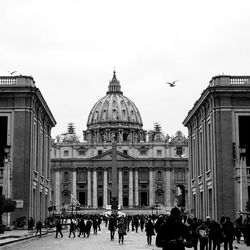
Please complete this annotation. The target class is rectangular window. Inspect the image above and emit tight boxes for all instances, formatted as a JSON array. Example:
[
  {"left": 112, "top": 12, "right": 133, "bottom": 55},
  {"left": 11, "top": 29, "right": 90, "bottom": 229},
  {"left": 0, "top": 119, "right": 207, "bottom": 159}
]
[
  {"left": 239, "top": 116, "right": 250, "bottom": 166},
  {"left": 157, "top": 150, "right": 162, "bottom": 156},
  {"left": 140, "top": 149, "right": 147, "bottom": 156},
  {"left": 78, "top": 150, "right": 86, "bottom": 156},
  {"left": 64, "top": 150, "right": 69, "bottom": 157},
  {"left": 98, "top": 150, "right": 102, "bottom": 155},
  {"left": 123, "top": 150, "right": 128, "bottom": 155},
  {"left": 176, "top": 147, "right": 182, "bottom": 156}
]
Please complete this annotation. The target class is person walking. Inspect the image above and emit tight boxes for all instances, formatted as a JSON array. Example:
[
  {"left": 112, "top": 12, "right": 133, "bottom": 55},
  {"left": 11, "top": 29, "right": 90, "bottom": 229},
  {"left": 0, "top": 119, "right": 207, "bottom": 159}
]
[
  {"left": 221, "top": 217, "right": 234, "bottom": 250},
  {"left": 35, "top": 220, "right": 42, "bottom": 237},
  {"left": 55, "top": 219, "right": 63, "bottom": 238},
  {"left": 145, "top": 218, "right": 155, "bottom": 245},
  {"left": 210, "top": 220, "right": 223, "bottom": 250},
  {"left": 108, "top": 215, "right": 117, "bottom": 241},
  {"left": 117, "top": 218, "right": 127, "bottom": 244},
  {"left": 156, "top": 207, "right": 192, "bottom": 250},
  {"left": 85, "top": 217, "right": 92, "bottom": 237},
  {"left": 78, "top": 218, "right": 86, "bottom": 237},
  {"left": 68, "top": 220, "right": 76, "bottom": 238}
]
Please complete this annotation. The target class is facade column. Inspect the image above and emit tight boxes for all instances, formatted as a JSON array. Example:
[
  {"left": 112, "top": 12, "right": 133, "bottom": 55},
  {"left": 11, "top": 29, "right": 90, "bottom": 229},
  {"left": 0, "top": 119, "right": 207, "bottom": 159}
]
[
  {"left": 149, "top": 169, "right": 154, "bottom": 206},
  {"left": 72, "top": 170, "right": 77, "bottom": 201},
  {"left": 55, "top": 171, "right": 61, "bottom": 208},
  {"left": 134, "top": 169, "right": 139, "bottom": 206},
  {"left": 103, "top": 169, "right": 108, "bottom": 208},
  {"left": 93, "top": 169, "right": 97, "bottom": 208},
  {"left": 129, "top": 169, "right": 134, "bottom": 208},
  {"left": 87, "top": 169, "right": 91, "bottom": 207},
  {"left": 118, "top": 169, "right": 123, "bottom": 207},
  {"left": 165, "top": 169, "right": 171, "bottom": 207}
]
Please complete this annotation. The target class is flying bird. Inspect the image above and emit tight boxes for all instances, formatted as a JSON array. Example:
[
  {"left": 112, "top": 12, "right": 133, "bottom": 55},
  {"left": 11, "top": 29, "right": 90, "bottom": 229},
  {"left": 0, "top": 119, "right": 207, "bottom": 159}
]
[
  {"left": 8, "top": 71, "right": 17, "bottom": 75},
  {"left": 166, "top": 80, "right": 178, "bottom": 87}
]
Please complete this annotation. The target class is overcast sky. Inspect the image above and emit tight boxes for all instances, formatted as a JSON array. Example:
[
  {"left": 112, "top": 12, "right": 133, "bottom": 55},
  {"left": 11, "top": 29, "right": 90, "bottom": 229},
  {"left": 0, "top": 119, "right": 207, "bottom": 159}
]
[{"left": 1, "top": 0, "right": 250, "bottom": 139}]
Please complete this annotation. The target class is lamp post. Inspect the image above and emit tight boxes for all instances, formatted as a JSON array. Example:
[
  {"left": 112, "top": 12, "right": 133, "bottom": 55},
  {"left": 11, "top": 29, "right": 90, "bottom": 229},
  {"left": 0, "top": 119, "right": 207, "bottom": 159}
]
[
  {"left": 3, "top": 145, "right": 11, "bottom": 226},
  {"left": 239, "top": 145, "right": 247, "bottom": 213}
]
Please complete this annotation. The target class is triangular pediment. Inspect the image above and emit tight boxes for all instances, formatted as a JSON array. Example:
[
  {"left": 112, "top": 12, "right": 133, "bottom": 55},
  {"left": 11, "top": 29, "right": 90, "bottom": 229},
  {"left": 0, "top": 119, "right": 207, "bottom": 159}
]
[{"left": 90, "top": 149, "right": 134, "bottom": 160}]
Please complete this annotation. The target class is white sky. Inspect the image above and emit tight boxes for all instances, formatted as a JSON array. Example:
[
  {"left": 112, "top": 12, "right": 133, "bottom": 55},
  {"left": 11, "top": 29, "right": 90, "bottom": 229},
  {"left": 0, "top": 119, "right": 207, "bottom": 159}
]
[{"left": 1, "top": 0, "right": 250, "bottom": 139}]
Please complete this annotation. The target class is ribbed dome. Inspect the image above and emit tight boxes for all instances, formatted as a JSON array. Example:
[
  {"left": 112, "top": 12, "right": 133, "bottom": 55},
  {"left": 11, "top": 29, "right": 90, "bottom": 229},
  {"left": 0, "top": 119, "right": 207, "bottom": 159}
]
[{"left": 87, "top": 71, "right": 143, "bottom": 130}]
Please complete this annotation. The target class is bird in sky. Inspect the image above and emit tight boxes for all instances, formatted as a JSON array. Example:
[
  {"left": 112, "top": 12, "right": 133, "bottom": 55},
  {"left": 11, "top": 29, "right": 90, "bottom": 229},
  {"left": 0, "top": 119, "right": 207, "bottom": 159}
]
[
  {"left": 8, "top": 71, "right": 17, "bottom": 75},
  {"left": 166, "top": 80, "right": 178, "bottom": 87}
]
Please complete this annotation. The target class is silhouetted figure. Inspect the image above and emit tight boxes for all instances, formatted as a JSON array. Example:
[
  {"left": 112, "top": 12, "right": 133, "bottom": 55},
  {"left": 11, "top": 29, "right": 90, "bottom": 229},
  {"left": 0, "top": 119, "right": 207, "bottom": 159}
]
[
  {"left": 35, "top": 220, "right": 42, "bottom": 237},
  {"left": 55, "top": 219, "right": 63, "bottom": 238},
  {"left": 156, "top": 207, "right": 192, "bottom": 250},
  {"left": 145, "top": 218, "right": 155, "bottom": 245}
]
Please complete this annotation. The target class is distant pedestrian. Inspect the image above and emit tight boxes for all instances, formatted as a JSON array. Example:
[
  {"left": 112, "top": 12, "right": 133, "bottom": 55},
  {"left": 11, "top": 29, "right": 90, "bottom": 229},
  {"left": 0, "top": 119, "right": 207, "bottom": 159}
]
[
  {"left": 35, "top": 220, "right": 42, "bottom": 237},
  {"left": 117, "top": 218, "right": 126, "bottom": 244},
  {"left": 28, "top": 217, "right": 34, "bottom": 230},
  {"left": 85, "top": 217, "right": 92, "bottom": 237},
  {"left": 55, "top": 219, "right": 63, "bottom": 238},
  {"left": 68, "top": 220, "right": 76, "bottom": 238},
  {"left": 108, "top": 215, "right": 117, "bottom": 240},
  {"left": 78, "top": 218, "right": 86, "bottom": 237},
  {"left": 145, "top": 218, "right": 155, "bottom": 245}
]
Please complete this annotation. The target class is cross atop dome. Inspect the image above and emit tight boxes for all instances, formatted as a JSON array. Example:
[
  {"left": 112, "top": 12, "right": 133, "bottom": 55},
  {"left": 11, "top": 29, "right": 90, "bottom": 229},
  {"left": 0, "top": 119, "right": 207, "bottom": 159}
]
[{"left": 107, "top": 71, "right": 123, "bottom": 94}]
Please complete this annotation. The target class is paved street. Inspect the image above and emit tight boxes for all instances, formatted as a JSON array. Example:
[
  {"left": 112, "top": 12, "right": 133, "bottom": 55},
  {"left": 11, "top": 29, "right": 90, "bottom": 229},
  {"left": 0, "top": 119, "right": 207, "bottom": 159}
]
[
  {"left": 1, "top": 222, "right": 249, "bottom": 250},
  {"left": 1, "top": 223, "right": 157, "bottom": 250}
]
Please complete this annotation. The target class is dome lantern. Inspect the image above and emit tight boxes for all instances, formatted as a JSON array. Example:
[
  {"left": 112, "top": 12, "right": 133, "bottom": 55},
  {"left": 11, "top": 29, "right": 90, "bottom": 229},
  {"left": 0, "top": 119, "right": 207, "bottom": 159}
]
[{"left": 107, "top": 71, "right": 123, "bottom": 94}]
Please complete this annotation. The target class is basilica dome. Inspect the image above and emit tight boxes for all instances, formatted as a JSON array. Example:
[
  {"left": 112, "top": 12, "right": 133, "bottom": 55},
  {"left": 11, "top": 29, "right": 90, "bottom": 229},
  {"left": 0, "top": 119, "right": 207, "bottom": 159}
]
[
  {"left": 85, "top": 72, "right": 145, "bottom": 143},
  {"left": 87, "top": 71, "right": 143, "bottom": 129}
]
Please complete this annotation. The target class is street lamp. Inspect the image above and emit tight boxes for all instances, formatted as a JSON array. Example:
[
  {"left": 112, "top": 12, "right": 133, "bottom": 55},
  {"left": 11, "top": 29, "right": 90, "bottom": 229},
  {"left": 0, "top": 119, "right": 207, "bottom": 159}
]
[{"left": 239, "top": 145, "right": 247, "bottom": 213}]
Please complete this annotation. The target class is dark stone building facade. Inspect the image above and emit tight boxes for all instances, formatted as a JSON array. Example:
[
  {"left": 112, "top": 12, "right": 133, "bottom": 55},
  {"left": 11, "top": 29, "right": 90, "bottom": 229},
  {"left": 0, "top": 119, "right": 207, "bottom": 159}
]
[
  {"left": 183, "top": 75, "right": 250, "bottom": 221},
  {"left": 0, "top": 76, "right": 56, "bottom": 225}
]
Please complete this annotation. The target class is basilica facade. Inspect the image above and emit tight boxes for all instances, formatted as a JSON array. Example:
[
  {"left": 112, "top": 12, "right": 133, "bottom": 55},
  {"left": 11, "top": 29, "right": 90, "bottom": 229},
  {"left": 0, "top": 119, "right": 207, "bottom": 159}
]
[{"left": 51, "top": 72, "right": 188, "bottom": 213}]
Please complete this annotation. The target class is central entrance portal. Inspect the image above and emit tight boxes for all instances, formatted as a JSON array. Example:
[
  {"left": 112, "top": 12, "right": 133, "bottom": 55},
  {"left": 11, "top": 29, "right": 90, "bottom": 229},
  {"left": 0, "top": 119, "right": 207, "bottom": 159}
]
[{"left": 140, "top": 191, "right": 148, "bottom": 206}]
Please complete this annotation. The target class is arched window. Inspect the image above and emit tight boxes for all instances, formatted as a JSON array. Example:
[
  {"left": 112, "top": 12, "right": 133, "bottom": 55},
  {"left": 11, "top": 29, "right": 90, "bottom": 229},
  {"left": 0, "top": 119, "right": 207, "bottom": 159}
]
[{"left": 157, "top": 170, "right": 162, "bottom": 180}]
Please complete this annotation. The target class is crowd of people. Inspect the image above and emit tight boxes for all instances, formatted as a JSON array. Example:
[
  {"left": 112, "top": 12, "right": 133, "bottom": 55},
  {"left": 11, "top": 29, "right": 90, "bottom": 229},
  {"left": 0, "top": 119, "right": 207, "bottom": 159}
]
[{"left": 30, "top": 209, "right": 250, "bottom": 249}]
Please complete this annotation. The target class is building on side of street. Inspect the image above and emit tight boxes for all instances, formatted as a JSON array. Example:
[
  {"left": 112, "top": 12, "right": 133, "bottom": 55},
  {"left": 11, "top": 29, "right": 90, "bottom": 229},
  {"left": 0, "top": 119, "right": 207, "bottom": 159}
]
[
  {"left": 51, "top": 72, "right": 189, "bottom": 214},
  {"left": 183, "top": 75, "right": 250, "bottom": 221},
  {"left": 0, "top": 75, "right": 56, "bottom": 226}
]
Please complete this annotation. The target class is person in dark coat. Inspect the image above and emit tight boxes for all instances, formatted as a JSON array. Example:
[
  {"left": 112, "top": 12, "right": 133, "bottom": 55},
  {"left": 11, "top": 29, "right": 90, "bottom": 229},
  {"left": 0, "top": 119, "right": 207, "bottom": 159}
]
[
  {"left": 55, "top": 219, "right": 63, "bottom": 238},
  {"left": 68, "top": 220, "right": 76, "bottom": 238},
  {"left": 156, "top": 207, "right": 192, "bottom": 250},
  {"left": 35, "top": 220, "right": 42, "bottom": 237},
  {"left": 92, "top": 218, "right": 98, "bottom": 234},
  {"left": 108, "top": 215, "right": 117, "bottom": 240},
  {"left": 210, "top": 220, "right": 223, "bottom": 250},
  {"left": 154, "top": 215, "right": 165, "bottom": 234},
  {"left": 244, "top": 215, "right": 250, "bottom": 246},
  {"left": 78, "top": 218, "right": 86, "bottom": 237},
  {"left": 145, "top": 218, "right": 155, "bottom": 245},
  {"left": 85, "top": 217, "right": 92, "bottom": 237},
  {"left": 221, "top": 217, "right": 234, "bottom": 250},
  {"left": 117, "top": 218, "right": 126, "bottom": 244}
]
